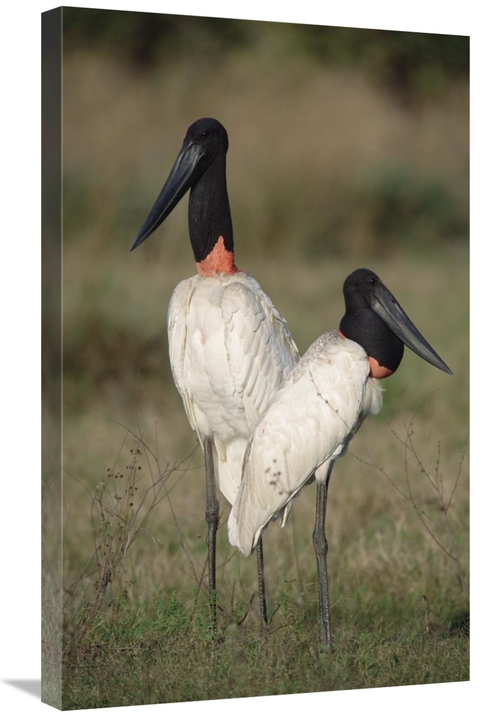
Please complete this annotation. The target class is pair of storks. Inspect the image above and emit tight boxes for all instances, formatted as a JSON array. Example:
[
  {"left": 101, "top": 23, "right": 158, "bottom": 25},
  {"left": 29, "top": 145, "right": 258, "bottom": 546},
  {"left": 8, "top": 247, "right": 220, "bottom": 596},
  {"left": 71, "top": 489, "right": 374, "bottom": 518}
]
[{"left": 131, "top": 118, "right": 452, "bottom": 650}]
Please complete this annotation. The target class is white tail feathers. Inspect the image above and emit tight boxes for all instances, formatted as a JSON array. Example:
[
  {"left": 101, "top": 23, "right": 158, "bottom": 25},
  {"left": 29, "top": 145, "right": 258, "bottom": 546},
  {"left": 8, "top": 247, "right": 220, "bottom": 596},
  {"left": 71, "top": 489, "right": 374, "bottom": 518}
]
[{"left": 212, "top": 435, "right": 248, "bottom": 506}]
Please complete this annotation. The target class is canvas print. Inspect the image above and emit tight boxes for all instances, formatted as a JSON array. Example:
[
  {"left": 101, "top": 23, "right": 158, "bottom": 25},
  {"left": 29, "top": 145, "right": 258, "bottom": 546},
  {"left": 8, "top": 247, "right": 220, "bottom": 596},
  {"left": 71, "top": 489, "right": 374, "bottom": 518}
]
[{"left": 42, "top": 7, "right": 469, "bottom": 710}]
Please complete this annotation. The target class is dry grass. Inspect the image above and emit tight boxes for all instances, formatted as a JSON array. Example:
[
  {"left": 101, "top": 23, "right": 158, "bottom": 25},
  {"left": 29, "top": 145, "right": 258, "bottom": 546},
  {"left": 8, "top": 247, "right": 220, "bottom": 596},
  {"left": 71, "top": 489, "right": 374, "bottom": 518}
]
[{"left": 58, "top": 254, "right": 468, "bottom": 705}]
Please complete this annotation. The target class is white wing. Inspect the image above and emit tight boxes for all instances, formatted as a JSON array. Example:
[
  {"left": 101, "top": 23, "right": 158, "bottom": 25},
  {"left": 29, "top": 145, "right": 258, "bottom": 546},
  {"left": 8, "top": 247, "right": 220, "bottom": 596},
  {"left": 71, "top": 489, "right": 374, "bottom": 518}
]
[
  {"left": 167, "top": 272, "right": 300, "bottom": 504},
  {"left": 220, "top": 276, "right": 300, "bottom": 428},
  {"left": 167, "top": 277, "right": 200, "bottom": 435},
  {"left": 228, "top": 332, "right": 383, "bottom": 555}
]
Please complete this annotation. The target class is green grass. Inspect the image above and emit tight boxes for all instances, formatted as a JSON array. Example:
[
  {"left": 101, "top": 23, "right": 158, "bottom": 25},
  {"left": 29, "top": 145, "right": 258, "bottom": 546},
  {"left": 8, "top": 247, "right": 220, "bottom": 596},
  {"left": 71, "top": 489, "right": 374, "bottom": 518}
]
[
  {"left": 60, "top": 589, "right": 468, "bottom": 709},
  {"left": 52, "top": 356, "right": 468, "bottom": 707}
]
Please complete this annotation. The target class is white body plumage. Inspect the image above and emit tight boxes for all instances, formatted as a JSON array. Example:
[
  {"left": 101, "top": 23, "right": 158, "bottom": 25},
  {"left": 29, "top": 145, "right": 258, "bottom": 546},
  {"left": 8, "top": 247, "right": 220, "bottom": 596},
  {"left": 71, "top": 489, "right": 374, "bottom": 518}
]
[
  {"left": 228, "top": 331, "right": 384, "bottom": 555},
  {"left": 168, "top": 271, "right": 300, "bottom": 505}
]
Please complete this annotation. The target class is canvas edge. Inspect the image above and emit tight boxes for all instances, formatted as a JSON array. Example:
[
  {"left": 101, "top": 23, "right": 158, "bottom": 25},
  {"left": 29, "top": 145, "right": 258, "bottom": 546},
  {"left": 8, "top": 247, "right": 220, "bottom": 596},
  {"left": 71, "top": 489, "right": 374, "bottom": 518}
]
[{"left": 41, "top": 6, "right": 63, "bottom": 710}]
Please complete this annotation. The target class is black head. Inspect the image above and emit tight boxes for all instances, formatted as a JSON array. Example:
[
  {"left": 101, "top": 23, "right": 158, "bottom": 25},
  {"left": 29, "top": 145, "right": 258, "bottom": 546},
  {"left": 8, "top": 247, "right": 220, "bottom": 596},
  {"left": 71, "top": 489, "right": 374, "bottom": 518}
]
[
  {"left": 342, "top": 269, "right": 389, "bottom": 312},
  {"left": 185, "top": 117, "right": 229, "bottom": 156},
  {"left": 130, "top": 118, "right": 230, "bottom": 252},
  {"left": 340, "top": 268, "right": 452, "bottom": 376}
]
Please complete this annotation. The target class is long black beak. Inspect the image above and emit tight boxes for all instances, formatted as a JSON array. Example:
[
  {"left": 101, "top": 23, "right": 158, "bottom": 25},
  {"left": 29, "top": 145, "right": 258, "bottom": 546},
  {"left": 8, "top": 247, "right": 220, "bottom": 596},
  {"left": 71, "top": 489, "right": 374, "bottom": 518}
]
[
  {"left": 370, "top": 284, "right": 453, "bottom": 375},
  {"left": 130, "top": 139, "right": 206, "bottom": 251}
]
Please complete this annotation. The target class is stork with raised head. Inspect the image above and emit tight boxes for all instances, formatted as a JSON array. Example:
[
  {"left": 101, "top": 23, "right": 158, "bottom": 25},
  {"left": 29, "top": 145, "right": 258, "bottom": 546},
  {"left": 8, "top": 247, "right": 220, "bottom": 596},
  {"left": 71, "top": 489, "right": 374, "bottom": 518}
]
[
  {"left": 131, "top": 118, "right": 300, "bottom": 630},
  {"left": 228, "top": 268, "right": 452, "bottom": 649}
]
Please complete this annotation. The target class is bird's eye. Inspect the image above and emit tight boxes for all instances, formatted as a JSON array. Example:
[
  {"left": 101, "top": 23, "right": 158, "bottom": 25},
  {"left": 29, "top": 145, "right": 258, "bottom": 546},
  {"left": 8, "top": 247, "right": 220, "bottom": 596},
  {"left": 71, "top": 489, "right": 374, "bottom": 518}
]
[
  {"left": 369, "top": 277, "right": 376, "bottom": 285},
  {"left": 200, "top": 130, "right": 209, "bottom": 139}
]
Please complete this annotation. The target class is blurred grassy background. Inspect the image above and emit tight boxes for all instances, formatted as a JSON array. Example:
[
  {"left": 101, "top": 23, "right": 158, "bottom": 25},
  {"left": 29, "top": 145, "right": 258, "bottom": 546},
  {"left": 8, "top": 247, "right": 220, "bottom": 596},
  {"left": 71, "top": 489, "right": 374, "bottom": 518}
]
[{"left": 54, "top": 7, "right": 469, "bottom": 707}]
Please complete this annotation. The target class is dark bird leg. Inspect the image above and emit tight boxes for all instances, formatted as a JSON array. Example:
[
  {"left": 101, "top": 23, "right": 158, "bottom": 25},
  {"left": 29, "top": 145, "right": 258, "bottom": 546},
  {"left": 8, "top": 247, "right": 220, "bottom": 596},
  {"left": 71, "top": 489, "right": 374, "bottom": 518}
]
[
  {"left": 312, "top": 463, "right": 334, "bottom": 651},
  {"left": 255, "top": 536, "right": 268, "bottom": 631},
  {"left": 203, "top": 438, "right": 219, "bottom": 631}
]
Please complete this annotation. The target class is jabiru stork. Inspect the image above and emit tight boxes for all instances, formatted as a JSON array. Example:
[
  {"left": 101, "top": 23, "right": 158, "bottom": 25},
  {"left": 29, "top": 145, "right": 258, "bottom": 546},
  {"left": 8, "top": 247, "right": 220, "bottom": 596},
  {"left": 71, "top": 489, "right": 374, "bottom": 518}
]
[
  {"left": 228, "top": 268, "right": 452, "bottom": 649},
  {"left": 131, "top": 118, "right": 300, "bottom": 630}
]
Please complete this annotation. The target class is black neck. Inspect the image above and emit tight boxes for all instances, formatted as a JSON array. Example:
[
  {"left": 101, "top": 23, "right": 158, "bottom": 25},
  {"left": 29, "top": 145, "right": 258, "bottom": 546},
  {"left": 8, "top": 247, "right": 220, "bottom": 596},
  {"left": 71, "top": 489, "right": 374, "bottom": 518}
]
[
  {"left": 188, "top": 153, "right": 234, "bottom": 263},
  {"left": 340, "top": 308, "right": 404, "bottom": 373}
]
